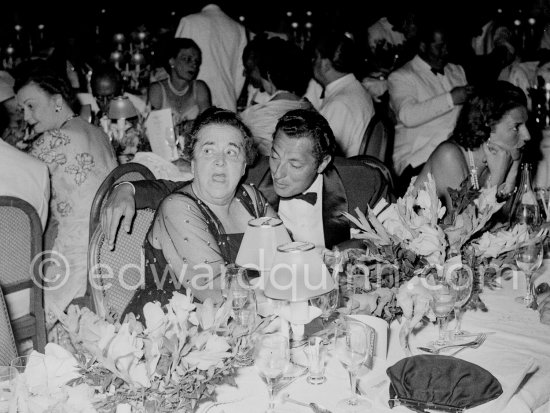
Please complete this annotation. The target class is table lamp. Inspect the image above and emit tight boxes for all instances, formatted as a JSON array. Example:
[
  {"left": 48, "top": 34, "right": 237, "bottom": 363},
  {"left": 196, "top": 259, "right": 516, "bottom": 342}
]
[
  {"left": 264, "top": 241, "right": 335, "bottom": 340},
  {"left": 108, "top": 96, "right": 138, "bottom": 141},
  {"left": 235, "top": 217, "right": 291, "bottom": 289}
]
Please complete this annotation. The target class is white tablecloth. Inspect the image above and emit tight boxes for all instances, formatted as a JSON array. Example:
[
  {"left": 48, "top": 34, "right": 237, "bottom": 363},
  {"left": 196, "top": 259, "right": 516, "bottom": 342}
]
[{"left": 198, "top": 263, "right": 550, "bottom": 413}]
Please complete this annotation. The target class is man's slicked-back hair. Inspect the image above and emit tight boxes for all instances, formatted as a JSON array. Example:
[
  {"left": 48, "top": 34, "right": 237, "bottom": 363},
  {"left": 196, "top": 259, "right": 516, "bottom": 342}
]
[{"left": 274, "top": 109, "right": 336, "bottom": 165}]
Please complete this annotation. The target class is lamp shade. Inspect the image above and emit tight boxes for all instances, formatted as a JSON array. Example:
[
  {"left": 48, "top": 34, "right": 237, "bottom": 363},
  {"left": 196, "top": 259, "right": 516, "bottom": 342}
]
[
  {"left": 235, "top": 217, "right": 291, "bottom": 272},
  {"left": 264, "top": 241, "right": 334, "bottom": 302},
  {"left": 108, "top": 96, "right": 138, "bottom": 120}
]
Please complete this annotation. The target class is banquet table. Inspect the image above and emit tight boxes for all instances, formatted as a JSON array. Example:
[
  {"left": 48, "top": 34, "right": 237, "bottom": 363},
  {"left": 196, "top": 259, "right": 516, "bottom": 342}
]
[{"left": 197, "top": 262, "right": 550, "bottom": 413}]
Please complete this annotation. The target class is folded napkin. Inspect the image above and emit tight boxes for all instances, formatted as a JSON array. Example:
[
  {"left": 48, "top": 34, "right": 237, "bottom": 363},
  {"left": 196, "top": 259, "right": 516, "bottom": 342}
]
[
  {"left": 15, "top": 343, "right": 97, "bottom": 413},
  {"left": 387, "top": 355, "right": 503, "bottom": 412}
]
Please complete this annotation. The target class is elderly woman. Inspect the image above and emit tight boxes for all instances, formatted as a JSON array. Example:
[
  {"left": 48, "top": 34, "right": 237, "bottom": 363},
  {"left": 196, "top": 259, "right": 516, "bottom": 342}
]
[
  {"left": 15, "top": 71, "right": 117, "bottom": 328},
  {"left": 148, "top": 38, "right": 212, "bottom": 137},
  {"left": 122, "top": 107, "right": 277, "bottom": 319},
  {"left": 415, "top": 81, "right": 530, "bottom": 213}
]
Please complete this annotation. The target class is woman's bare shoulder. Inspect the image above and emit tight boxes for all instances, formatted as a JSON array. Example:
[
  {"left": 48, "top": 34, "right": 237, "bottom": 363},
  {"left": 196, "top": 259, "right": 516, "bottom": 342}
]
[{"left": 431, "top": 141, "right": 464, "bottom": 161}]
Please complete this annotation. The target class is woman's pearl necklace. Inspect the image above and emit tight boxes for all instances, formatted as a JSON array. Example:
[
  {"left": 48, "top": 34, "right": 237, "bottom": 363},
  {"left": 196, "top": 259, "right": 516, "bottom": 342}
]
[
  {"left": 167, "top": 78, "right": 190, "bottom": 97},
  {"left": 467, "top": 149, "right": 480, "bottom": 190}
]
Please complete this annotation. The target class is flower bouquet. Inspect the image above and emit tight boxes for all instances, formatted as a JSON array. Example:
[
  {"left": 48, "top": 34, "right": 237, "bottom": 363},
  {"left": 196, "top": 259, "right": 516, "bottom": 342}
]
[
  {"left": 339, "top": 174, "right": 505, "bottom": 325},
  {"left": 47, "top": 291, "right": 274, "bottom": 413}
]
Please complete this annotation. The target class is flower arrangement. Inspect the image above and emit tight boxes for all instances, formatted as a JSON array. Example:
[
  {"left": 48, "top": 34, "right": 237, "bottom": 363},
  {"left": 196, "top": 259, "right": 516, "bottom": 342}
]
[
  {"left": 100, "top": 110, "right": 152, "bottom": 163},
  {"left": 50, "top": 291, "right": 273, "bottom": 412},
  {"left": 338, "top": 174, "right": 506, "bottom": 323}
]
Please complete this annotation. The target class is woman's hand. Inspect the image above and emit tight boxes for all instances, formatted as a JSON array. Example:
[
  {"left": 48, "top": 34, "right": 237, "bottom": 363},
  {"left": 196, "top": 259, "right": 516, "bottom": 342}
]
[{"left": 483, "top": 141, "right": 513, "bottom": 187}]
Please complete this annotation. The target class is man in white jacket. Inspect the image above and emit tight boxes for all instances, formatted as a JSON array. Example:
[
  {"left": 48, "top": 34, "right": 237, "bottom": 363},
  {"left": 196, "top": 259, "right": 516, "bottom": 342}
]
[
  {"left": 175, "top": 2, "right": 248, "bottom": 112},
  {"left": 388, "top": 24, "right": 473, "bottom": 194}
]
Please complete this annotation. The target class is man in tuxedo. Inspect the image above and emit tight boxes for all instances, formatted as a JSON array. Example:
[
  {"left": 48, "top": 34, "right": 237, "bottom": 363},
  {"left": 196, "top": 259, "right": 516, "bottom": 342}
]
[{"left": 101, "top": 109, "right": 391, "bottom": 250}]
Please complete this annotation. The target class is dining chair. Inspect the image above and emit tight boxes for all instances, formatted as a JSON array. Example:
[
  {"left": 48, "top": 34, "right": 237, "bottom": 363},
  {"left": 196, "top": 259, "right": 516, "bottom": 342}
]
[
  {"left": 344, "top": 155, "right": 397, "bottom": 204},
  {"left": 0, "top": 196, "right": 46, "bottom": 353},
  {"left": 88, "top": 207, "right": 155, "bottom": 322},
  {"left": 0, "top": 287, "right": 18, "bottom": 365},
  {"left": 358, "top": 113, "right": 395, "bottom": 167},
  {"left": 89, "top": 162, "right": 156, "bottom": 241}
]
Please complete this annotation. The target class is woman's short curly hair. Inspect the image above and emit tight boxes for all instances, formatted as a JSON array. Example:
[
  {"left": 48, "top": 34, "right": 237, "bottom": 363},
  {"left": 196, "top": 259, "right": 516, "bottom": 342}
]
[
  {"left": 183, "top": 107, "right": 257, "bottom": 165},
  {"left": 451, "top": 81, "right": 527, "bottom": 150}
]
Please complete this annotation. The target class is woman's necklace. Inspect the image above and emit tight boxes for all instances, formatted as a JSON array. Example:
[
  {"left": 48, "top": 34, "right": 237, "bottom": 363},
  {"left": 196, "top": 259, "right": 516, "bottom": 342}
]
[
  {"left": 167, "top": 78, "right": 190, "bottom": 97},
  {"left": 467, "top": 149, "right": 480, "bottom": 190}
]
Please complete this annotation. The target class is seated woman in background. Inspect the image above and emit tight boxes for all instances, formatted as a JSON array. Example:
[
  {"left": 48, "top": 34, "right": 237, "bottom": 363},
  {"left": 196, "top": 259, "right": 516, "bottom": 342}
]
[
  {"left": 148, "top": 38, "right": 212, "bottom": 137},
  {"left": 239, "top": 37, "right": 313, "bottom": 156},
  {"left": 414, "top": 81, "right": 530, "bottom": 214},
  {"left": 122, "top": 108, "right": 277, "bottom": 320},
  {"left": 15, "top": 70, "right": 118, "bottom": 333}
]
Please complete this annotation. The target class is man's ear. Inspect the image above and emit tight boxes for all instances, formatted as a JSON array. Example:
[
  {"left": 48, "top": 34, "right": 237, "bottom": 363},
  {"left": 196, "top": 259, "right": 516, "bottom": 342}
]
[
  {"left": 317, "top": 155, "right": 332, "bottom": 174},
  {"left": 54, "top": 94, "right": 63, "bottom": 108},
  {"left": 320, "top": 57, "right": 332, "bottom": 74},
  {"left": 419, "top": 40, "right": 427, "bottom": 55}
]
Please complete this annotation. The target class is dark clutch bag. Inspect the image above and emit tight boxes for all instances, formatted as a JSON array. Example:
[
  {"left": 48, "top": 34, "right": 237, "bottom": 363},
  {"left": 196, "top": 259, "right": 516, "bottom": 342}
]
[{"left": 386, "top": 355, "right": 503, "bottom": 413}]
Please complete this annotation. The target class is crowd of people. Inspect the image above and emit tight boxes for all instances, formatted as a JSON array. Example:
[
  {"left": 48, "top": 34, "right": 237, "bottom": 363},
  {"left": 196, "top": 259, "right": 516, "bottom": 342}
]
[{"left": 1, "top": 0, "right": 550, "bottom": 343}]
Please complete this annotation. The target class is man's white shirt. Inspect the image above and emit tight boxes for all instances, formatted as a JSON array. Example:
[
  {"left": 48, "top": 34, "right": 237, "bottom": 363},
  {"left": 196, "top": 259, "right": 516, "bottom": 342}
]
[{"left": 278, "top": 174, "right": 325, "bottom": 248}]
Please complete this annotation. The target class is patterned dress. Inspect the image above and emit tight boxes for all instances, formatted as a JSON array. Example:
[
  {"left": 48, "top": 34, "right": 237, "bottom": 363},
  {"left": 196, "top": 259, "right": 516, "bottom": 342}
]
[
  {"left": 30, "top": 116, "right": 117, "bottom": 315},
  {"left": 122, "top": 183, "right": 269, "bottom": 321}
]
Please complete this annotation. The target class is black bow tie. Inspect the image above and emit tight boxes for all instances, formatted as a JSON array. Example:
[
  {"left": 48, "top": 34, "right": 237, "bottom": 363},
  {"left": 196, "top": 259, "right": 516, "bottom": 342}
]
[
  {"left": 292, "top": 192, "right": 318, "bottom": 205},
  {"left": 431, "top": 67, "right": 445, "bottom": 76}
]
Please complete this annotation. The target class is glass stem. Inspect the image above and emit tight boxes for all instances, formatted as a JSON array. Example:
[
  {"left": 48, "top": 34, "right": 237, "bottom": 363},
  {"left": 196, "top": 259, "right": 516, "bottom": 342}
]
[
  {"left": 525, "top": 272, "right": 534, "bottom": 303},
  {"left": 348, "top": 368, "right": 358, "bottom": 405},
  {"left": 454, "top": 306, "right": 463, "bottom": 334},
  {"left": 267, "top": 383, "right": 275, "bottom": 412},
  {"left": 437, "top": 317, "right": 446, "bottom": 344}
]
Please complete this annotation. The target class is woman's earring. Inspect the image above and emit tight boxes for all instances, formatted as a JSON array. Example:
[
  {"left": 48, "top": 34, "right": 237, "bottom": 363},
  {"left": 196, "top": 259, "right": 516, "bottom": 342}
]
[{"left": 55, "top": 105, "right": 62, "bottom": 112}]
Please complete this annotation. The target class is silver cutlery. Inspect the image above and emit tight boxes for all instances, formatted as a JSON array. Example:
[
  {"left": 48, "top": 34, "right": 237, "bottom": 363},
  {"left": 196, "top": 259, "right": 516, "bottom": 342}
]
[
  {"left": 281, "top": 393, "right": 333, "bottom": 413},
  {"left": 417, "top": 333, "right": 487, "bottom": 354},
  {"left": 447, "top": 333, "right": 487, "bottom": 356}
]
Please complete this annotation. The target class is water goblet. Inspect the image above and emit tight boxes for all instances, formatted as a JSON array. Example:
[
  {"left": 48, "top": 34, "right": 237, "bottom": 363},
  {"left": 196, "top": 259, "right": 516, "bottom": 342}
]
[
  {"left": 309, "top": 287, "right": 339, "bottom": 326},
  {"left": 448, "top": 268, "right": 474, "bottom": 336},
  {"left": 333, "top": 319, "right": 373, "bottom": 412},
  {"left": 429, "top": 277, "right": 456, "bottom": 346},
  {"left": 515, "top": 237, "right": 543, "bottom": 307},
  {"left": 254, "top": 334, "right": 290, "bottom": 413},
  {"left": 222, "top": 264, "right": 250, "bottom": 301},
  {"left": 233, "top": 289, "right": 257, "bottom": 367}
]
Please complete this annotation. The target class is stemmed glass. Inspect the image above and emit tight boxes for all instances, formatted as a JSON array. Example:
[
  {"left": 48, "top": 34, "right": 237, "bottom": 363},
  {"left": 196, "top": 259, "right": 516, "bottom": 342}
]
[
  {"left": 309, "top": 287, "right": 339, "bottom": 326},
  {"left": 429, "top": 277, "right": 456, "bottom": 346},
  {"left": 333, "top": 320, "right": 373, "bottom": 412},
  {"left": 449, "top": 268, "right": 474, "bottom": 336},
  {"left": 0, "top": 366, "right": 17, "bottom": 413},
  {"left": 223, "top": 264, "right": 251, "bottom": 315},
  {"left": 515, "top": 237, "right": 543, "bottom": 307},
  {"left": 254, "top": 334, "right": 290, "bottom": 413},
  {"left": 233, "top": 289, "right": 257, "bottom": 367}
]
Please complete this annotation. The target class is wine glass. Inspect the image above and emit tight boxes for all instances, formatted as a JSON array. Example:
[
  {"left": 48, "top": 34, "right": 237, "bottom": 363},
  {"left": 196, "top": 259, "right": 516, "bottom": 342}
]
[
  {"left": 448, "top": 268, "right": 474, "bottom": 336},
  {"left": 0, "top": 366, "right": 17, "bottom": 413},
  {"left": 224, "top": 265, "right": 251, "bottom": 316},
  {"left": 233, "top": 289, "right": 257, "bottom": 367},
  {"left": 333, "top": 320, "right": 373, "bottom": 412},
  {"left": 515, "top": 237, "right": 543, "bottom": 307},
  {"left": 309, "top": 287, "right": 339, "bottom": 326},
  {"left": 254, "top": 334, "right": 290, "bottom": 413},
  {"left": 429, "top": 277, "right": 456, "bottom": 346}
]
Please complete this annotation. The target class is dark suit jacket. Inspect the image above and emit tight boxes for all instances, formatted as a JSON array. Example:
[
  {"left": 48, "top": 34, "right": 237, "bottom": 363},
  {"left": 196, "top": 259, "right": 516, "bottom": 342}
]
[{"left": 133, "top": 155, "right": 393, "bottom": 249}]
